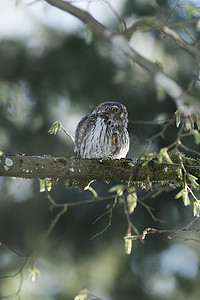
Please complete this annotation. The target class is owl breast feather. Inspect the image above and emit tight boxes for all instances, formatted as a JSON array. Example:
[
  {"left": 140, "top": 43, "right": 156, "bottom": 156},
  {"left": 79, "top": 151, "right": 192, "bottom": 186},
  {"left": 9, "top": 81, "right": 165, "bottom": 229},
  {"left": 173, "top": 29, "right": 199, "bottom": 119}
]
[{"left": 79, "top": 116, "right": 129, "bottom": 159}]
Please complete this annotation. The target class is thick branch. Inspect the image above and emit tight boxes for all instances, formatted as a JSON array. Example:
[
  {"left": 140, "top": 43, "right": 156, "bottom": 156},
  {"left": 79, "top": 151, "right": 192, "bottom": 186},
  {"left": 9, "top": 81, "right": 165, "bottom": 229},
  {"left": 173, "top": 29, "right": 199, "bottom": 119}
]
[
  {"left": 44, "top": 0, "right": 200, "bottom": 115},
  {"left": 0, "top": 154, "right": 199, "bottom": 186}
]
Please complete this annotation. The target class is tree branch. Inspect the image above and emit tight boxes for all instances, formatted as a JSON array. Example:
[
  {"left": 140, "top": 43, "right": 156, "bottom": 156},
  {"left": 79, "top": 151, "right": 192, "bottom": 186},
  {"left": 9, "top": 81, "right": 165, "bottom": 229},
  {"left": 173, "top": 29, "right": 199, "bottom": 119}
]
[
  {"left": 44, "top": 0, "right": 200, "bottom": 115},
  {"left": 0, "top": 153, "right": 199, "bottom": 186}
]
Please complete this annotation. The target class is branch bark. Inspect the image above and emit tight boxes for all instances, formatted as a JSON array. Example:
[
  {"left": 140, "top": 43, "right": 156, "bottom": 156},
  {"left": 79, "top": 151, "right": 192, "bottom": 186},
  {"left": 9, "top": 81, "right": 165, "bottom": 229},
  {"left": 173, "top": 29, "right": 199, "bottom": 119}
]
[{"left": 0, "top": 153, "right": 199, "bottom": 187}]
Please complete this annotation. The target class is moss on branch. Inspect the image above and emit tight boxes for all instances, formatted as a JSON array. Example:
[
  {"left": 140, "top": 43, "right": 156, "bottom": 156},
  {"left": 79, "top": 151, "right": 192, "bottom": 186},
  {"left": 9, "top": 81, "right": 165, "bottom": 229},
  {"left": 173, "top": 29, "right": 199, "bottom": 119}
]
[{"left": 0, "top": 152, "right": 199, "bottom": 188}]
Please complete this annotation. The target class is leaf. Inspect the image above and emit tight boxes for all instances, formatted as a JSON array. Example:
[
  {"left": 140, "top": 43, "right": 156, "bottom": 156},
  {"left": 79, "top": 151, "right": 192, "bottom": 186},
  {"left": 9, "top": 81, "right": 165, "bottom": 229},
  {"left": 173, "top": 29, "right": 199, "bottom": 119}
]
[
  {"left": 194, "top": 130, "right": 200, "bottom": 145},
  {"left": 118, "top": 196, "right": 124, "bottom": 204},
  {"left": 127, "top": 187, "right": 137, "bottom": 214},
  {"left": 124, "top": 232, "right": 133, "bottom": 255},
  {"left": 85, "top": 25, "right": 93, "bottom": 45},
  {"left": 118, "top": 21, "right": 126, "bottom": 33},
  {"left": 177, "top": 166, "right": 183, "bottom": 180},
  {"left": 39, "top": 179, "right": 46, "bottom": 193},
  {"left": 142, "top": 153, "right": 156, "bottom": 166},
  {"left": 184, "top": 119, "right": 192, "bottom": 131},
  {"left": 175, "top": 189, "right": 184, "bottom": 199},
  {"left": 190, "top": 117, "right": 195, "bottom": 130},
  {"left": 175, "top": 110, "right": 181, "bottom": 128},
  {"left": 187, "top": 174, "right": 199, "bottom": 189},
  {"left": 74, "top": 289, "right": 90, "bottom": 300},
  {"left": 29, "top": 267, "right": 40, "bottom": 282},
  {"left": 182, "top": 3, "right": 200, "bottom": 18},
  {"left": 46, "top": 178, "right": 52, "bottom": 192},
  {"left": 48, "top": 120, "right": 62, "bottom": 135},
  {"left": 193, "top": 201, "right": 200, "bottom": 217},
  {"left": 175, "top": 187, "right": 190, "bottom": 206},
  {"left": 108, "top": 184, "right": 124, "bottom": 196},
  {"left": 159, "top": 148, "right": 173, "bottom": 164},
  {"left": 128, "top": 161, "right": 135, "bottom": 167},
  {"left": 182, "top": 188, "right": 191, "bottom": 206}
]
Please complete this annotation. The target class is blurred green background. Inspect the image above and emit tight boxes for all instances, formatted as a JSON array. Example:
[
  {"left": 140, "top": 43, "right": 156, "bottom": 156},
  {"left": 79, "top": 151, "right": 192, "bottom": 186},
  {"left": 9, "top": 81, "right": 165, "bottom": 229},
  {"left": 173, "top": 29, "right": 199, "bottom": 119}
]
[{"left": 0, "top": 0, "right": 200, "bottom": 299}]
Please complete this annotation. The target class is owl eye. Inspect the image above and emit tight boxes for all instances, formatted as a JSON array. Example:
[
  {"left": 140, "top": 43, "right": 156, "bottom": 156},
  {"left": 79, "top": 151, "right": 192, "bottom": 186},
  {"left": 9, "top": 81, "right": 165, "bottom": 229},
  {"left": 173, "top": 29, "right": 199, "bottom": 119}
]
[{"left": 111, "top": 107, "right": 118, "bottom": 111}]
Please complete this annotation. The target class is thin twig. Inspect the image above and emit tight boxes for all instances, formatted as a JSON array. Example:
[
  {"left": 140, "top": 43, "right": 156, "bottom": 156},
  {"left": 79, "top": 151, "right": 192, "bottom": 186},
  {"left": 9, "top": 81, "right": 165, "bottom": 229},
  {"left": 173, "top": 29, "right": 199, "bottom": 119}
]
[
  {"left": 164, "top": 0, "right": 180, "bottom": 23},
  {"left": 140, "top": 118, "right": 174, "bottom": 157},
  {"left": 61, "top": 126, "right": 75, "bottom": 143},
  {"left": 91, "top": 199, "right": 116, "bottom": 240},
  {"left": 32, "top": 206, "right": 67, "bottom": 253},
  {"left": 137, "top": 199, "right": 164, "bottom": 223},
  {"left": 50, "top": 194, "right": 117, "bottom": 209},
  {"left": 179, "top": 142, "right": 200, "bottom": 156},
  {"left": 45, "top": 190, "right": 58, "bottom": 207},
  {"left": 168, "top": 216, "right": 200, "bottom": 239},
  {"left": 170, "top": 236, "right": 200, "bottom": 243},
  {"left": 123, "top": 197, "right": 141, "bottom": 238},
  {"left": 93, "top": 196, "right": 117, "bottom": 225}
]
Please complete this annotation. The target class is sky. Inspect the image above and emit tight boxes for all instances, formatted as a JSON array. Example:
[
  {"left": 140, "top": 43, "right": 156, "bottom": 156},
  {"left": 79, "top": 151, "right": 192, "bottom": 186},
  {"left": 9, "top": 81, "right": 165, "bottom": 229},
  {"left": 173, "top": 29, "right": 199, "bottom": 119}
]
[{"left": 0, "top": 0, "right": 124, "bottom": 40}]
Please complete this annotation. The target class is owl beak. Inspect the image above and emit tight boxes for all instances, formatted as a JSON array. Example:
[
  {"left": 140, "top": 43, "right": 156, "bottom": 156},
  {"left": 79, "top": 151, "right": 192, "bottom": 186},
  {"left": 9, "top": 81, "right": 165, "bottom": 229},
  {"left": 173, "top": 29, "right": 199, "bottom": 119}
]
[{"left": 120, "top": 112, "right": 123, "bottom": 119}]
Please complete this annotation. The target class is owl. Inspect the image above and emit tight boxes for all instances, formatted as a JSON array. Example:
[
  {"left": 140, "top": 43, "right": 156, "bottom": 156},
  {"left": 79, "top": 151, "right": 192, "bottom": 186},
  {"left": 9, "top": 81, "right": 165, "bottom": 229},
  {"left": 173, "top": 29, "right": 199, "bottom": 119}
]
[{"left": 74, "top": 102, "right": 130, "bottom": 159}]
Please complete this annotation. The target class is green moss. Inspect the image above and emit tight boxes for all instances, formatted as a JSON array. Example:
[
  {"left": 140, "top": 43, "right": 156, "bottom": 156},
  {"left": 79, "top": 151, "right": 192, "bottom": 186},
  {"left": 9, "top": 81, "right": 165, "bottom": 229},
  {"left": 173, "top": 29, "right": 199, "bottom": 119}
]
[
  {"left": 57, "top": 157, "right": 68, "bottom": 165},
  {"left": 99, "top": 158, "right": 132, "bottom": 168}
]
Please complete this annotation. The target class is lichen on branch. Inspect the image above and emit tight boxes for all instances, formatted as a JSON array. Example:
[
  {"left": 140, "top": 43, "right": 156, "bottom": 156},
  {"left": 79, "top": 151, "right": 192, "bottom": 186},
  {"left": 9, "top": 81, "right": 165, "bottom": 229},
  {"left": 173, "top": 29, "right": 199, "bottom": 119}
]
[{"left": 0, "top": 152, "right": 199, "bottom": 188}]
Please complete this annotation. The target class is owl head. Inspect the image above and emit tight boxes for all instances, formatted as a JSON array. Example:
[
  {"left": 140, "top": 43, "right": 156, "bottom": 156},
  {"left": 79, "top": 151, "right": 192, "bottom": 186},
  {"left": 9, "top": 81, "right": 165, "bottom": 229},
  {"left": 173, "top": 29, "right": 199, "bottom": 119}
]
[{"left": 92, "top": 101, "right": 128, "bottom": 124}]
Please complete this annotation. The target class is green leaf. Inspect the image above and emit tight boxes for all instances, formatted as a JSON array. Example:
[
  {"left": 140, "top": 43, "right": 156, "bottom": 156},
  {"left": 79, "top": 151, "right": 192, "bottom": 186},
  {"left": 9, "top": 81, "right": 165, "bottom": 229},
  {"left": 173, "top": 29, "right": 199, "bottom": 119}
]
[
  {"left": 190, "top": 117, "right": 195, "bottom": 130},
  {"left": 108, "top": 184, "right": 124, "bottom": 196},
  {"left": 177, "top": 166, "right": 183, "bottom": 180},
  {"left": 182, "top": 188, "right": 191, "bottom": 206},
  {"left": 118, "top": 21, "right": 126, "bottom": 33},
  {"left": 159, "top": 148, "right": 173, "bottom": 164},
  {"left": 175, "top": 187, "right": 190, "bottom": 206},
  {"left": 29, "top": 267, "right": 40, "bottom": 282},
  {"left": 194, "top": 130, "right": 200, "bottom": 145},
  {"left": 48, "top": 120, "right": 62, "bottom": 135},
  {"left": 186, "top": 115, "right": 194, "bottom": 131},
  {"left": 39, "top": 179, "right": 46, "bottom": 193},
  {"left": 46, "top": 178, "right": 52, "bottom": 192},
  {"left": 193, "top": 201, "right": 200, "bottom": 217},
  {"left": 175, "top": 110, "right": 181, "bottom": 128},
  {"left": 182, "top": 3, "right": 200, "bottom": 18},
  {"left": 127, "top": 187, "right": 137, "bottom": 214},
  {"left": 118, "top": 196, "right": 124, "bottom": 204},
  {"left": 74, "top": 289, "right": 90, "bottom": 300},
  {"left": 85, "top": 25, "right": 93, "bottom": 45},
  {"left": 187, "top": 174, "right": 199, "bottom": 189},
  {"left": 124, "top": 232, "right": 133, "bottom": 255},
  {"left": 39, "top": 178, "right": 53, "bottom": 192},
  {"left": 142, "top": 153, "right": 156, "bottom": 166},
  {"left": 175, "top": 189, "right": 184, "bottom": 199},
  {"left": 128, "top": 161, "right": 135, "bottom": 167}
]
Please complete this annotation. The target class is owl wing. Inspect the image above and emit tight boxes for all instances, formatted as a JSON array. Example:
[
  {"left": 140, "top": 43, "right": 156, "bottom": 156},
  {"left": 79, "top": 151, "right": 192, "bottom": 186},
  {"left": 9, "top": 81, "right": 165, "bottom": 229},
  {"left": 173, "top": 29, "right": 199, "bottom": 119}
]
[
  {"left": 75, "top": 114, "right": 106, "bottom": 158},
  {"left": 75, "top": 114, "right": 100, "bottom": 158},
  {"left": 74, "top": 114, "right": 90, "bottom": 155}
]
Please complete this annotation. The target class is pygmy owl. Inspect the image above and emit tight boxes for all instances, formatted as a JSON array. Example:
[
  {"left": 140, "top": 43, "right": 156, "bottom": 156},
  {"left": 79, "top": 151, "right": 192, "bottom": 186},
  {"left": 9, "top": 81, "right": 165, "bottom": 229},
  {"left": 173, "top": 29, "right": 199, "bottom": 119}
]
[{"left": 74, "top": 102, "right": 130, "bottom": 159}]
